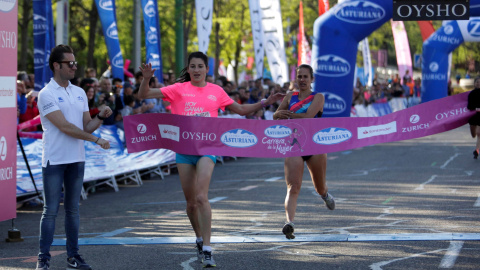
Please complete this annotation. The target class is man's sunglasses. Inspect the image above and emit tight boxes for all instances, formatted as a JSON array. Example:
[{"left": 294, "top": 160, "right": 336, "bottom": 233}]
[{"left": 58, "top": 61, "right": 78, "bottom": 68}]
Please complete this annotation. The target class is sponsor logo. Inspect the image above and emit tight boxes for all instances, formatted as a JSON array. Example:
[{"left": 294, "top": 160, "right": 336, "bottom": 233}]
[
  {"left": 221, "top": 129, "right": 257, "bottom": 148},
  {"left": 429, "top": 62, "right": 439, "bottom": 72},
  {"left": 112, "top": 51, "right": 124, "bottom": 69},
  {"left": 402, "top": 115, "right": 429, "bottom": 133},
  {"left": 431, "top": 30, "right": 461, "bottom": 45},
  {"left": 393, "top": 0, "right": 469, "bottom": 21},
  {"left": 358, "top": 121, "right": 397, "bottom": 139},
  {"left": 42, "top": 102, "right": 54, "bottom": 111},
  {"left": 58, "top": 97, "right": 64, "bottom": 103},
  {"left": 137, "top": 124, "right": 147, "bottom": 134},
  {"left": 77, "top": 96, "right": 84, "bottom": 102},
  {"left": 147, "top": 27, "right": 158, "bottom": 44},
  {"left": 313, "top": 127, "right": 352, "bottom": 145},
  {"left": 0, "top": 30, "right": 16, "bottom": 49},
  {"left": 131, "top": 135, "right": 157, "bottom": 144},
  {"left": 158, "top": 124, "right": 180, "bottom": 142},
  {"left": 144, "top": 0, "right": 156, "bottom": 17},
  {"left": 410, "top": 114, "right": 420, "bottom": 124},
  {"left": 148, "top": 53, "right": 161, "bottom": 68},
  {"left": 322, "top": 92, "right": 347, "bottom": 115},
  {"left": 335, "top": 1, "right": 385, "bottom": 24},
  {"left": 0, "top": 166, "right": 13, "bottom": 180},
  {"left": 0, "top": 136, "right": 7, "bottom": 161},
  {"left": 467, "top": 19, "right": 480, "bottom": 37},
  {"left": 34, "top": 55, "right": 44, "bottom": 70},
  {"left": 264, "top": 125, "right": 292, "bottom": 138},
  {"left": 207, "top": 95, "right": 217, "bottom": 102},
  {"left": 106, "top": 22, "right": 119, "bottom": 39},
  {"left": 0, "top": 0, "right": 16, "bottom": 12},
  {"left": 313, "top": 54, "right": 350, "bottom": 77},
  {"left": 182, "top": 131, "right": 216, "bottom": 141},
  {"left": 98, "top": 0, "right": 113, "bottom": 11},
  {"left": 435, "top": 107, "right": 469, "bottom": 121},
  {"left": 182, "top": 93, "right": 195, "bottom": 97},
  {"left": 33, "top": 14, "right": 47, "bottom": 36},
  {"left": 444, "top": 25, "right": 454, "bottom": 35}
]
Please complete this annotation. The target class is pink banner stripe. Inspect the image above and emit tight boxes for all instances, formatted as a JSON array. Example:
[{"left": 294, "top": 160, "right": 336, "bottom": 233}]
[{"left": 125, "top": 92, "right": 473, "bottom": 158}]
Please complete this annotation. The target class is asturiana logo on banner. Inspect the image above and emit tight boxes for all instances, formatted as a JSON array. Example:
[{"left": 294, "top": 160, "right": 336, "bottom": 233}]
[
  {"left": 0, "top": 0, "right": 16, "bottom": 12},
  {"left": 221, "top": 129, "right": 257, "bottom": 148},
  {"left": 148, "top": 53, "right": 161, "bottom": 69},
  {"left": 335, "top": 0, "right": 385, "bottom": 24},
  {"left": 313, "top": 128, "right": 352, "bottom": 145},
  {"left": 264, "top": 125, "right": 292, "bottom": 138},
  {"left": 467, "top": 20, "right": 480, "bottom": 37},
  {"left": 112, "top": 51, "right": 124, "bottom": 69},
  {"left": 358, "top": 121, "right": 397, "bottom": 139},
  {"left": 147, "top": 27, "right": 158, "bottom": 44},
  {"left": 144, "top": 0, "right": 156, "bottom": 17},
  {"left": 313, "top": 55, "right": 350, "bottom": 77},
  {"left": 99, "top": 0, "right": 113, "bottom": 11},
  {"left": 106, "top": 22, "right": 119, "bottom": 39},
  {"left": 33, "top": 14, "right": 47, "bottom": 36},
  {"left": 34, "top": 49, "right": 45, "bottom": 70},
  {"left": 321, "top": 92, "right": 347, "bottom": 115},
  {"left": 158, "top": 124, "right": 180, "bottom": 142}
]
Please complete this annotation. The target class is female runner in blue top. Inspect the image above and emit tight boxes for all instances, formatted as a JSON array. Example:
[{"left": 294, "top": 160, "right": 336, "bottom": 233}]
[{"left": 273, "top": 64, "right": 335, "bottom": 239}]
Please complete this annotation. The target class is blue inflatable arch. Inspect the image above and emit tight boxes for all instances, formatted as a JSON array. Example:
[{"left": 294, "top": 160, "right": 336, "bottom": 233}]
[
  {"left": 422, "top": 3, "right": 480, "bottom": 103},
  {"left": 312, "top": 0, "right": 480, "bottom": 117}
]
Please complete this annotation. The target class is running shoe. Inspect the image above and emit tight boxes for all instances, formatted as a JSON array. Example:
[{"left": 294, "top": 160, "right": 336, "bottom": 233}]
[
  {"left": 35, "top": 258, "right": 50, "bottom": 270},
  {"left": 474, "top": 150, "right": 479, "bottom": 159},
  {"left": 202, "top": 251, "right": 216, "bottom": 268},
  {"left": 322, "top": 192, "right": 336, "bottom": 210},
  {"left": 66, "top": 254, "right": 92, "bottom": 270},
  {"left": 282, "top": 222, "right": 295, "bottom": 239},
  {"left": 196, "top": 240, "right": 204, "bottom": 262}
]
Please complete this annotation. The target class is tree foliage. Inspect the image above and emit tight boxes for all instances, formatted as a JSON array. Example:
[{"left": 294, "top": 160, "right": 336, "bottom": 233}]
[{"left": 17, "top": 0, "right": 480, "bottom": 81}]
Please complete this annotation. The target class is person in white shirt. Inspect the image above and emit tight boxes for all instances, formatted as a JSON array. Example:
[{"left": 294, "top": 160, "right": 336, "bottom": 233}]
[{"left": 35, "top": 44, "right": 111, "bottom": 270}]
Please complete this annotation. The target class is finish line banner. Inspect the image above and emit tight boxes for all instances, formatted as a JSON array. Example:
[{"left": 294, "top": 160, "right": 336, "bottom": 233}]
[{"left": 125, "top": 92, "right": 474, "bottom": 158}]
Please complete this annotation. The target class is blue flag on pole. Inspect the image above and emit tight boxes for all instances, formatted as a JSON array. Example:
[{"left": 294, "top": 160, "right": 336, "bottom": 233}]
[
  {"left": 33, "top": 0, "right": 54, "bottom": 92},
  {"left": 95, "top": 0, "right": 124, "bottom": 80},
  {"left": 141, "top": 0, "right": 164, "bottom": 83}
]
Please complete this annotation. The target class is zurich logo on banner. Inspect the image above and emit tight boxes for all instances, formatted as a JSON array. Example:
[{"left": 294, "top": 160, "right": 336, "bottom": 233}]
[
  {"left": 112, "top": 51, "right": 124, "bottom": 69},
  {"left": 147, "top": 27, "right": 158, "bottom": 44},
  {"left": 467, "top": 19, "right": 480, "bottom": 37},
  {"left": 99, "top": 0, "right": 113, "bottom": 11},
  {"left": 144, "top": 0, "right": 156, "bottom": 17},
  {"left": 148, "top": 53, "right": 161, "bottom": 69},
  {"left": 0, "top": 0, "right": 16, "bottom": 12},
  {"left": 33, "top": 14, "right": 47, "bottom": 35},
  {"left": 34, "top": 49, "right": 45, "bottom": 70},
  {"left": 221, "top": 129, "right": 258, "bottom": 148},
  {"left": 321, "top": 92, "right": 347, "bottom": 115},
  {"left": 313, "top": 127, "right": 352, "bottom": 145},
  {"left": 313, "top": 54, "right": 350, "bottom": 77},
  {"left": 264, "top": 125, "right": 292, "bottom": 138},
  {"left": 106, "top": 22, "right": 119, "bottom": 39},
  {"left": 334, "top": 0, "right": 385, "bottom": 24}
]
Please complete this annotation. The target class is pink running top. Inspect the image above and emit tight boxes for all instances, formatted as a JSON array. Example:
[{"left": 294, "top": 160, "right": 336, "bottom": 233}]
[{"left": 161, "top": 82, "right": 234, "bottom": 117}]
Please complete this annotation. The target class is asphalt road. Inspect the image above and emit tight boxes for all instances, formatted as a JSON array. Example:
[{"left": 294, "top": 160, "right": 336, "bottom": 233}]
[{"left": 1, "top": 125, "right": 480, "bottom": 270}]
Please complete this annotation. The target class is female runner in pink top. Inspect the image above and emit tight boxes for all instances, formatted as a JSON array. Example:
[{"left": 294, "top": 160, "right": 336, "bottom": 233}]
[{"left": 138, "top": 51, "right": 284, "bottom": 267}]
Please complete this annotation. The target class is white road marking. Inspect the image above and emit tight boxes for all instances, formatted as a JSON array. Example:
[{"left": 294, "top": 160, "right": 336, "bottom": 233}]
[
  {"left": 474, "top": 194, "right": 480, "bottom": 207},
  {"left": 415, "top": 175, "right": 437, "bottom": 190},
  {"left": 439, "top": 241, "right": 463, "bottom": 268},
  {"left": 209, "top": 197, "right": 227, "bottom": 203},
  {"left": 440, "top": 153, "right": 459, "bottom": 169},
  {"left": 370, "top": 248, "right": 446, "bottom": 270},
  {"left": 265, "top": 176, "right": 282, "bottom": 182},
  {"left": 180, "top": 257, "right": 197, "bottom": 270},
  {"left": 239, "top": 185, "right": 258, "bottom": 191},
  {"left": 96, "top": 228, "right": 132, "bottom": 238}
]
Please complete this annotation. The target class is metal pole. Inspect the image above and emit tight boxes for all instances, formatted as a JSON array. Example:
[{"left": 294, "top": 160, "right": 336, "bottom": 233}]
[
  {"left": 175, "top": 0, "right": 185, "bottom": 76},
  {"left": 17, "top": 132, "right": 40, "bottom": 197},
  {"left": 132, "top": 0, "right": 142, "bottom": 73}
]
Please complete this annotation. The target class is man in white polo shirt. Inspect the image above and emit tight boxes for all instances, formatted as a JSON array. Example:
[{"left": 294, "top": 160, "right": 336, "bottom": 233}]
[{"left": 35, "top": 45, "right": 112, "bottom": 270}]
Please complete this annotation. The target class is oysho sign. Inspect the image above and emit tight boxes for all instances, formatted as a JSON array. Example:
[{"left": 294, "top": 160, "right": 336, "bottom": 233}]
[{"left": 393, "top": 0, "right": 470, "bottom": 21}]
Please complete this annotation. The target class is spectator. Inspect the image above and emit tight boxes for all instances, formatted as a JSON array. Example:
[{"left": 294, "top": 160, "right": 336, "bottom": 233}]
[
  {"left": 134, "top": 71, "right": 143, "bottom": 89},
  {"left": 19, "top": 90, "right": 40, "bottom": 131},
  {"left": 96, "top": 77, "right": 116, "bottom": 125},
  {"left": 85, "top": 67, "right": 97, "bottom": 79},
  {"left": 83, "top": 84, "right": 100, "bottom": 118},
  {"left": 16, "top": 79, "right": 27, "bottom": 123},
  {"left": 120, "top": 95, "right": 135, "bottom": 118},
  {"left": 142, "top": 77, "right": 164, "bottom": 113}
]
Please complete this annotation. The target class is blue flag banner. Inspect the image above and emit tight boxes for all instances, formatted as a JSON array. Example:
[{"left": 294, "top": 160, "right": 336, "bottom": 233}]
[
  {"left": 141, "top": 0, "right": 164, "bottom": 83},
  {"left": 33, "top": 0, "right": 54, "bottom": 92},
  {"left": 95, "top": 0, "right": 124, "bottom": 80}
]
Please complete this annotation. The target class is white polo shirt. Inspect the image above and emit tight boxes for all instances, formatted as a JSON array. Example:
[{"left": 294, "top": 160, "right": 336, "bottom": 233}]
[{"left": 38, "top": 78, "right": 89, "bottom": 167}]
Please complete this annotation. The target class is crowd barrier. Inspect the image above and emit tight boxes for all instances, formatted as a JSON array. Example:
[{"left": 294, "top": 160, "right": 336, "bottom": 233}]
[{"left": 16, "top": 125, "right": 176, "bottom": 200}]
